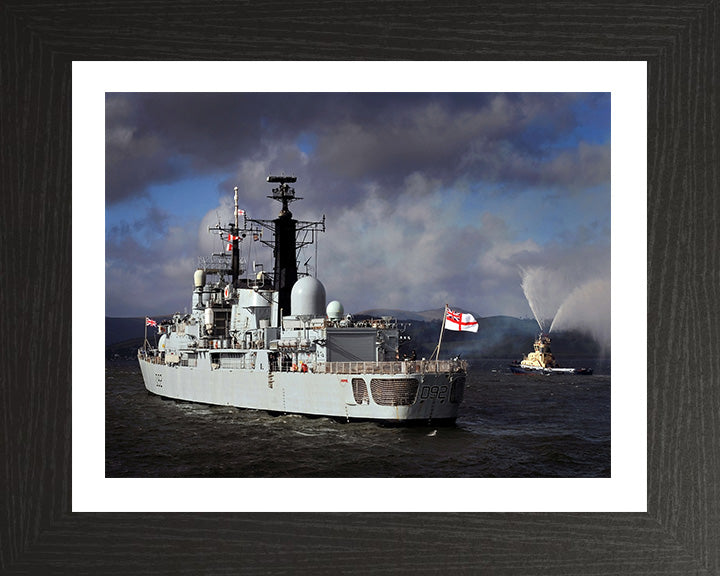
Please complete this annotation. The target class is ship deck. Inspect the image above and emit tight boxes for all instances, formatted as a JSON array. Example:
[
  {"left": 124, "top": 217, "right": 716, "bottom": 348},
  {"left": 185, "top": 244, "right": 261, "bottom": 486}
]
[{"left": 139, "top": 352, "right": 466, "bottom": 375}]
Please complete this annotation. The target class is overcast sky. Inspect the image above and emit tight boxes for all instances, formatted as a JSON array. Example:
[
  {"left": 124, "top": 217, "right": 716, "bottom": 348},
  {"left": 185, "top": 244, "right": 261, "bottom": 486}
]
[{"left": 105, "top": 92, "right": 610, "bottom": 339}]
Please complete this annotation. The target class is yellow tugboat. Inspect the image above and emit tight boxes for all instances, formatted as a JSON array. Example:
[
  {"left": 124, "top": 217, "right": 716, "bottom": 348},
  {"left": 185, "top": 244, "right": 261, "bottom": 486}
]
[{"left": 509, "top": 333, "right": 593, "bottom": 375}]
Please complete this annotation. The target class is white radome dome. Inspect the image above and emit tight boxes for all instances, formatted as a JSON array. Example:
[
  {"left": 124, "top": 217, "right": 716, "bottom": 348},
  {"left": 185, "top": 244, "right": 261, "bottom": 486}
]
[
  {"left": 326, "top": 300, "right": 344, "bottom": 320},
  {"left": 291, "top": 276, "right": 326, "bottom": 317}
]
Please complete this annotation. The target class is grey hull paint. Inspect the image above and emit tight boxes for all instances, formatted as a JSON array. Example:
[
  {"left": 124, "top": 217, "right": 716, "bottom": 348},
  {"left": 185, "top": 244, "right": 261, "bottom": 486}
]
[{"left": 139, "top": 357, "right": 463, "bottom": 423}]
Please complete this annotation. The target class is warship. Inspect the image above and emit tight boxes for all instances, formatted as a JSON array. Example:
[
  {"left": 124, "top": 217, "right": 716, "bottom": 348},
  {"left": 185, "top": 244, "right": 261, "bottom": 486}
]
[
  {"left": 138, "top": 175, "right": 467, "bottom": 424},
  {"left": 509, "top": 333, "right": 593, "bottom": 375}
]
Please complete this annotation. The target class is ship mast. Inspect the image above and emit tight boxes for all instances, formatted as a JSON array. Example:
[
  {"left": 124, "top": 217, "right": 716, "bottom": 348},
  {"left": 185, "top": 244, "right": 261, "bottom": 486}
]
[
  {"left": 243, "top": 175, "right": 325, "bottom": 325},
  {"left": 231, "top": 186, "right": 241, "bottom": 286},
  {"left": 268, "top": 176, "right": 299, "bottom": 320}
]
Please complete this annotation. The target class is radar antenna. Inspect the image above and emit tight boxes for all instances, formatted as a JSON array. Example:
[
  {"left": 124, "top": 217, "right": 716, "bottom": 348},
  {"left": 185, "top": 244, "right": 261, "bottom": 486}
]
[{"left": 266, "top": 175, "right": 301, "bottom": 216}]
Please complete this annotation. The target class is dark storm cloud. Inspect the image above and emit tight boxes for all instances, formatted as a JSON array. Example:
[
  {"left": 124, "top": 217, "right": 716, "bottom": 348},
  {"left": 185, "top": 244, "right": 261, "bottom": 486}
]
[
  {"left": 105, "top": 234, "right": 154, "bottom": 268},
  {"left": 106, "top": 93, "right": 607, "bottom": 207},
  {"left": 106, "top": 95, "right": 176, "bottom": 203},
  {"left": 105, "top": 92, "right": 611, "bottom": 322},
  {"left": 106, "top": 92, "right": 385, "bottom": 204},
  {"left": 305, "top": 93, "right": 590, "bottom": 187}
]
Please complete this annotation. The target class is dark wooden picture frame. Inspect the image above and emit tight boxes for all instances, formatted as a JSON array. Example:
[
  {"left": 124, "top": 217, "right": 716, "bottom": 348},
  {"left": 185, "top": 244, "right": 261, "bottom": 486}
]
[{"left": 2, "top": 2, "right": 718, "bottom": 574}]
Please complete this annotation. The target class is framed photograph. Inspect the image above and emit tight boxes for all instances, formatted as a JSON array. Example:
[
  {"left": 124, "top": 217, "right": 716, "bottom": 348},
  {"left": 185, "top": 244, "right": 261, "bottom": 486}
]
[
  {"left": 2, "top": 2, "right": 717, "bottom": 574},
  {"left": 87, "top": 63, "right": 635, "bottom": 513}
]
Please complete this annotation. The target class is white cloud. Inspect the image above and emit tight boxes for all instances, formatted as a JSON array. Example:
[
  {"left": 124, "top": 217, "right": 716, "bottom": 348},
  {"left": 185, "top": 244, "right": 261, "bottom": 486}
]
[{"left": 105, "top": 92, "right": 611, "bottom": 320}]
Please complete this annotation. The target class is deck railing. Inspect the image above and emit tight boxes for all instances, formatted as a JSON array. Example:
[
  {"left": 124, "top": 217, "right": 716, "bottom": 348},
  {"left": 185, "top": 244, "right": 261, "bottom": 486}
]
[
  {"left": 139, "top": 349, "right": 467, "bottom": 375},
  {"left": 317, "top": 359, "right": 466, "bottom": 375}
]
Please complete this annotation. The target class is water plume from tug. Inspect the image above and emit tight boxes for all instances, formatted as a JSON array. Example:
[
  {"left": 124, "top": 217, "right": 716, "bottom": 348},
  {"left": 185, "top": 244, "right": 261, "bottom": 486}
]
[
  {"left": 520, "top": 266, "right": 610, "bottom": 351},
  {"left": 519, "top": 266, "right": 569, "bottom": 333}
]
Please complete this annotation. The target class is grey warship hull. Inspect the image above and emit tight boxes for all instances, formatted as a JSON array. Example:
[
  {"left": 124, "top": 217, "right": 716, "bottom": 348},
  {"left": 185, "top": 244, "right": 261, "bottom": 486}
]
[{"left": 139, "top": 353, "right": 465, "bottom": 423}]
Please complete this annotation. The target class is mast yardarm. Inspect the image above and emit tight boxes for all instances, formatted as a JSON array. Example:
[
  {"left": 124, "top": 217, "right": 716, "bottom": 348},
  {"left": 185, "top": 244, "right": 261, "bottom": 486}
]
[{"left": 240, "top": 176, "right": 325, "bottom": 324}]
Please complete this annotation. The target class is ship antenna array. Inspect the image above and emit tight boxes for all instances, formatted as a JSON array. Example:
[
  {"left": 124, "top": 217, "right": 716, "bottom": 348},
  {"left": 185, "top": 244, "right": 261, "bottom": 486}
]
[
  {"left": 243, "top": 176, "right": 326, "bottom": 277},
  {"left": 295, "top": 215, "right": 326, "bottom": 277},
  {"left": 206, "top": 188, "right": 248, "bottom": 284},
  {"left": 234, "top": 186, "right": 240, "bottom": 229},
  {"left": 267, "top": 175, "right": 301, "bottom": 214}
]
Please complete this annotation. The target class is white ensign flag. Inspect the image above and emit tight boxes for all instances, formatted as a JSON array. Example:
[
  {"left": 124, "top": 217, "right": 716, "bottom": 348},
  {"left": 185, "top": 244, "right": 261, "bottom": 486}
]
[{"left": 445, "top": 308, "right": 478, "bottom": 332}]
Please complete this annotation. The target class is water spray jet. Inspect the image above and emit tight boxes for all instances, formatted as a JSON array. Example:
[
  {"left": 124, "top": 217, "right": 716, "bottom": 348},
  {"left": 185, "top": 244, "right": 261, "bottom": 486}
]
[{"left": 520, "top": 267, "right": 610, "bottom": 351}]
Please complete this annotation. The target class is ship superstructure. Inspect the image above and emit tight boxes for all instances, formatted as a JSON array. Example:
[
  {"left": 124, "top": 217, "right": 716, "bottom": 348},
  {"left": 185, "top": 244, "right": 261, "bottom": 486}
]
[
  {"left": 138, "top": 175, "right": 467, "bottom": 423},
  {"left": 521, "top": 333, "right": 558, "bottom": 370}
]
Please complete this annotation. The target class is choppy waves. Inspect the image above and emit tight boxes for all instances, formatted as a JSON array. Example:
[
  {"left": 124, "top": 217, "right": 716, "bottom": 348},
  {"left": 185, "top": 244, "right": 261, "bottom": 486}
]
[{"left": 105, "top": 360, "right": 610, "bottom": 478}]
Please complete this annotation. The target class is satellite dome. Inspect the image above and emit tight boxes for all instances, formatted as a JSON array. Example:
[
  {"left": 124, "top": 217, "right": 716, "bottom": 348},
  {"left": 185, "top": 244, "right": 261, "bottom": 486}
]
[
  {"left": 291, "top": 276, "right": 326, "bottom": 317},
  {"left": 193, "top": 269, "right": 206, "bottom": 288},
  {"left": 326, "top": 300, "right": 344, "bottom": 320}
]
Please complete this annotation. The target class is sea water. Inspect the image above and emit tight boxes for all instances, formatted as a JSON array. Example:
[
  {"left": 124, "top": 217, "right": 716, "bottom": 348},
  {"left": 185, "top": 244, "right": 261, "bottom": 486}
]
[{"left": 105, "top": 359, "right": 610, "bottom": 478}]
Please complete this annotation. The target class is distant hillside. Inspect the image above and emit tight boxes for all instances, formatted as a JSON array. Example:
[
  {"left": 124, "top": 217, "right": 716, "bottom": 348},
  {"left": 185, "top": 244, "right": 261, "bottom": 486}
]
[
  {"left": 106, "top": 317, "right": 146, "bottom": 345},
  {"left": 106, "top": 315, "right": 175, "bottom": 345},
  {"left": 415, "top": 309, "right": 446, "bottom": 321},
  {"left": 106, "top": 316, "right": 173, "bottom": 360},
  {"left": 398, "top": 315, "right": 540, "bottom": 360},
  {"left": 355, "top": 313, "right": 603, "bottom": 360},
  {"left": 358, "top": 308, "right": 448, "bottom": 322},
  {"left": 358, "top": 309, "right": 431, "bottom": 322},
  {"left": 108, "top": 311, "right": 606, "bottom": 361}
]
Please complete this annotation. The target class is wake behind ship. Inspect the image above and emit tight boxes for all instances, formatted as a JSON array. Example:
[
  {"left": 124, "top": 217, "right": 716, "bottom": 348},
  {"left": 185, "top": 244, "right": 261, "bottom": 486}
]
[{"left": 138, "top": 175, "right": 467, "bottom": 424}]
